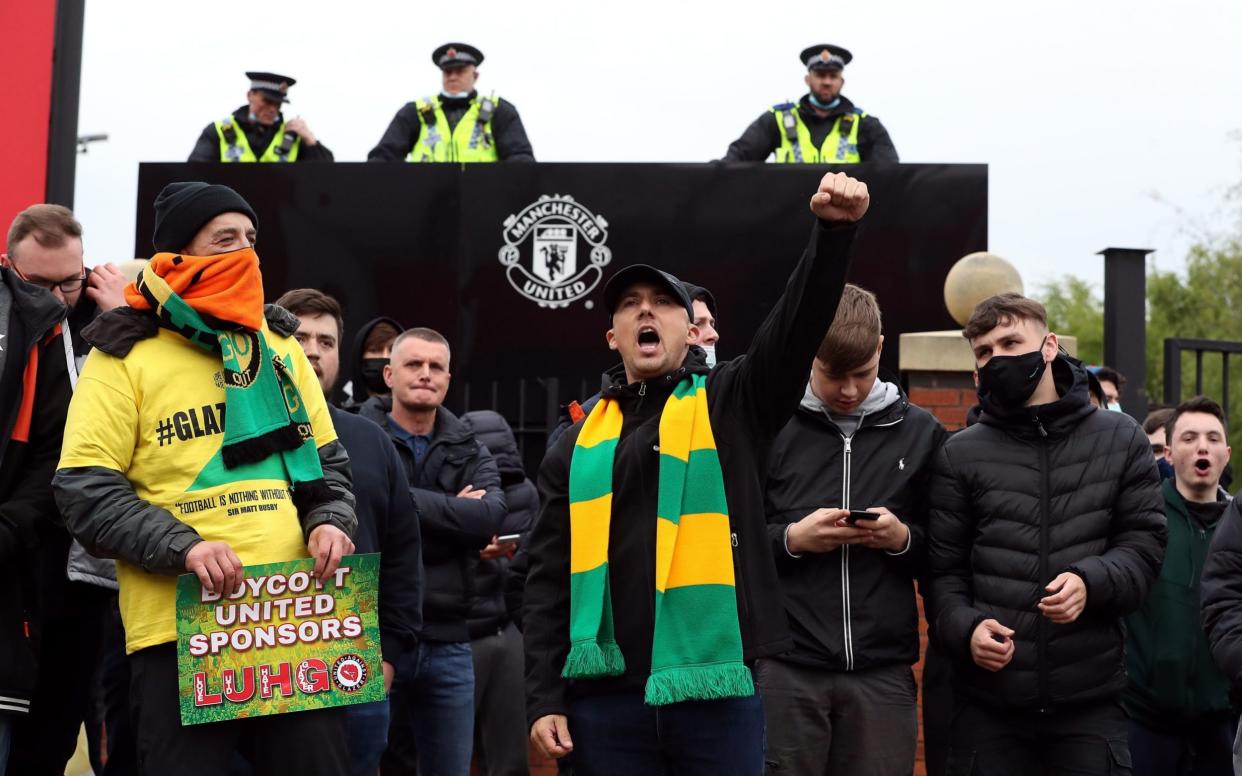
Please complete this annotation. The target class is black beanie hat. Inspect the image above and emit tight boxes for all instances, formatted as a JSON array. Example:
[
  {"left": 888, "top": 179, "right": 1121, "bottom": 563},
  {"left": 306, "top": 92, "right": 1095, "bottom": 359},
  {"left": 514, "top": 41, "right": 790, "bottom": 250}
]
[{"left": 152, "top": 182, "right": 259, "bottom": 254}]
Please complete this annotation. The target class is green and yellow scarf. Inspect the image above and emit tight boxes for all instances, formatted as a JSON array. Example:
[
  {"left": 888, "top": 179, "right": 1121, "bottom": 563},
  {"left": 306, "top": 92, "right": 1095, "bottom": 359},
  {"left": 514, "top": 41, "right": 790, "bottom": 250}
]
[
  {"left": 565, "top": 373, "right": 754, "bottom": 705},
  {"left": 127, "top": 248, "right": 329, "bottom": 510}
]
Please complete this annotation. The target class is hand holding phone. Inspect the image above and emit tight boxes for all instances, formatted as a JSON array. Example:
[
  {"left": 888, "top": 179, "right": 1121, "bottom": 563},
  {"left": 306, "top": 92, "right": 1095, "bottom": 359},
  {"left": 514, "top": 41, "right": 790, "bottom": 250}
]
[{"left": 843, "top": 510, "right": 882, "bottom": 525}]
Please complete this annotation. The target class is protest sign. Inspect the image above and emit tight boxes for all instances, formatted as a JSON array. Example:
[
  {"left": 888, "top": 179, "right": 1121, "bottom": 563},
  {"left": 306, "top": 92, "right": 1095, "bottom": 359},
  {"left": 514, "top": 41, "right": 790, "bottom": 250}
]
[{"left": 175, "top": 553, "right": 383, "bottom": 725}]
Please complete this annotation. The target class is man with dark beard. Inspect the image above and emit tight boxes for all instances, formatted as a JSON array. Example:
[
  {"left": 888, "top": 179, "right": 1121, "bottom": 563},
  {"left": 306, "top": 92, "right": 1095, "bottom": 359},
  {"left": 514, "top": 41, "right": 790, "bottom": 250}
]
[{"left": 724, "top": 44, "right": 898, "bottom": 163}]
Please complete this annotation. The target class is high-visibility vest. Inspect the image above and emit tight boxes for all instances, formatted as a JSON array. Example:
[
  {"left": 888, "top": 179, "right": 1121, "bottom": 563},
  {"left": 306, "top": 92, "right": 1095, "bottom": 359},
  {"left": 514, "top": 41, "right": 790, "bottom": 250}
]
[
  {"left": 771, "top": 103, "right": 865, "bottom": 164},
  {"left": 406, "top": 94, "right": 501, "bottom": 163},
  {"left": 214, "top": 117, "right": 301, "bottom": 163}
]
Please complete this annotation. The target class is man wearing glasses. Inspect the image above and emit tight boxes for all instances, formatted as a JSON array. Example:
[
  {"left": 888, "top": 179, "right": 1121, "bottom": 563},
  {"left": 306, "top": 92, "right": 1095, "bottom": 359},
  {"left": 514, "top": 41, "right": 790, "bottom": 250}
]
[{"left": 0, "top": 204, "right": 129, "bottom": 774}]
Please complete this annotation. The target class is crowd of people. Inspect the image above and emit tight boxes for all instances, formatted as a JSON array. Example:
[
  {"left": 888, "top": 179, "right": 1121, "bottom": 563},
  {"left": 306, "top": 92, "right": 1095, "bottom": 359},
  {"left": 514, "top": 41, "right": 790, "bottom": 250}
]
[
  {"left": 2, "top": 166, "right": 1242, "bottom": 776},
  {"left": 186, "top": 41, "right": 898, "bottom": 165}
]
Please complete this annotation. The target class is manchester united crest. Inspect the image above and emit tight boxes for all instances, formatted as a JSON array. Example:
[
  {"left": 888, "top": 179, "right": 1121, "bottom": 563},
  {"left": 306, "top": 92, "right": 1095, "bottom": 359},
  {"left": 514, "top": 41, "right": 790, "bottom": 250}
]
[{"left": 498, "top": 194, "right": 612, "bottom": 309}]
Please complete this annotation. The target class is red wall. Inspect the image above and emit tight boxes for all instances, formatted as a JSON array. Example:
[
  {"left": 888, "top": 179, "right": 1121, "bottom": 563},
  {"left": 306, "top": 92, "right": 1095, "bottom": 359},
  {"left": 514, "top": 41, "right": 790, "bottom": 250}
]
[{"left": 0, "top": 2, "right": 57, "bottom": 229}]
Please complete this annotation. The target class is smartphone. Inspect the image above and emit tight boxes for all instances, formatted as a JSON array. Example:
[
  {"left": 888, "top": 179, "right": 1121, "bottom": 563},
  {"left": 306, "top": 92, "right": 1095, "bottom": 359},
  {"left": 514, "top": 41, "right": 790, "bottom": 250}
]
[
  {"left": 496, "top": 533, "right": 521, "bottom": 544},
  {"left": 844, "top": 510, "right": 882, "bottom": 525}
]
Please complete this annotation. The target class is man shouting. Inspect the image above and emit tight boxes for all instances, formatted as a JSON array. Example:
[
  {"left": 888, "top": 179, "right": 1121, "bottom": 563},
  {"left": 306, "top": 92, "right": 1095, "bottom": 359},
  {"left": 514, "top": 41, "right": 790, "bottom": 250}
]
[{"left": 524, "top": 172, "right": 869, "bottom": 775}]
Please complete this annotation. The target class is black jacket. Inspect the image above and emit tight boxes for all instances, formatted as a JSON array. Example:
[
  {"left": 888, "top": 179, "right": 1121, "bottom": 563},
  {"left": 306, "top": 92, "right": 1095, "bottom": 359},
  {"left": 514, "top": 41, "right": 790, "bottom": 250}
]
[
  {"left": 329, "top": 405, "right": 423, "bottom": 662},
  {"left": 367, "top": 92, "right": 535, "bottom": 162},
  {"left": 361, "top": 399, "right": 507, "bottom": 642},
  {"left": 765, "top": 385, "right": 946, "bottom": 671},
  {"left": 927, "top": 356, "right": 1166, "bottom": 710},
  {"left": 342, "top": 316, "right": 404, "bottom": 410},
  {"left": 188, "top": 106, "right": 335, "bottom": 162},
  {"left": 724, "top": 95, "right": 898, "bottom": 163},
  {"left": 461, "top": 410, "right": 538, "bottom": 638},
  {"left": 0, "top": 268, "right": 72, "bottom": 716},
  {"left": 1200, "top": 497, "right": 1242, "bottom": 708},
  {"left": 524, "top": 219, "right": 858, "bottom": 725}
]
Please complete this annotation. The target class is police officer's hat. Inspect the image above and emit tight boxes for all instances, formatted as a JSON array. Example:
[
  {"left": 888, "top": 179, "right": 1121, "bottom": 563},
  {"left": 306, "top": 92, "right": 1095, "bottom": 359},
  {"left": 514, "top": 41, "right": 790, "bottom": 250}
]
[
  {"left": 244, "top": 71, "right": 295, "bottom": 104},
  {"left": 432, "top": 43, "right": 484, "bottom": 70},
  {"left": 800, "top": 44, "right": 852, "bottom": 72}
]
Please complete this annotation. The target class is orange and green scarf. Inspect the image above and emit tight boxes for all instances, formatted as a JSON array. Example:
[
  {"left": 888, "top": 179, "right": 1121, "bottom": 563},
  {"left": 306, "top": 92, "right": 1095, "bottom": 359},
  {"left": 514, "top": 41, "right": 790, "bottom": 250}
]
[
  {"left": 126, "top": 248, "right": 328, "bottom": 508},
  {"left": 565, "top": 373, "right": 754, "bottom": 705}
]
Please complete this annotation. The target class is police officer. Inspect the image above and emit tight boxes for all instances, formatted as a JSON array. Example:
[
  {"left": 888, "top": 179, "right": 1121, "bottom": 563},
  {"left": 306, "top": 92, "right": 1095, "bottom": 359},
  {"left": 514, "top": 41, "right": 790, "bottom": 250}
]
[
  {"left": 368, "top": 43, "right": 535, "bottom": 162},
  {"left": 188, "top": 71, "right": 334, "bottom": 162},
  {"left": 724, "top": 44, "right": 898, "bottom": 163}
]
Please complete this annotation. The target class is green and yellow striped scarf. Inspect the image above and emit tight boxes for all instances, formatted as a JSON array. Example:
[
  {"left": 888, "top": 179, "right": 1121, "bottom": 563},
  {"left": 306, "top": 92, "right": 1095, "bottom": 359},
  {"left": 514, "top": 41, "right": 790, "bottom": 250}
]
[{"left": 564, "top": 373, "right": 754, "bottom": 705}]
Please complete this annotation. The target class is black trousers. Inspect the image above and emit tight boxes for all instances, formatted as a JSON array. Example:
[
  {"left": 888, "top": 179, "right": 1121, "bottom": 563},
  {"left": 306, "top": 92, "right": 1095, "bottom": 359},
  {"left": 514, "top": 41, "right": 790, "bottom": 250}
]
[
  {"left": 129, "top": 643, "right": 349, "bottom": 776},
  {"left": 8, "top": 581, "right": 111, "bottom": 775},
  {"left": 948, "top": 696, "right": 1132, "bottom": 776}
]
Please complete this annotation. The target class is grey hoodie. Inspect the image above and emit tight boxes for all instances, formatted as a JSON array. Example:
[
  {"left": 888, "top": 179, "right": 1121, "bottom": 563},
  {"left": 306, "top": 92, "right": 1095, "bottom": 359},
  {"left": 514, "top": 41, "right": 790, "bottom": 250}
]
[{"left": 800, "top": 378, "right": 901, "bottom": 437}]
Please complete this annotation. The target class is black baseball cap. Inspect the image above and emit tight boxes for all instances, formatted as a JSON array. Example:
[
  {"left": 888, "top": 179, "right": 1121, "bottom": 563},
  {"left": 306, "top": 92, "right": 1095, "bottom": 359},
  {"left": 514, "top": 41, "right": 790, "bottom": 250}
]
[
  {"left": 681, "top": 281, "right": 717, "bottom": 322},
  {"left": 603, "top": 264, "right": 695, "bottom": 322}
]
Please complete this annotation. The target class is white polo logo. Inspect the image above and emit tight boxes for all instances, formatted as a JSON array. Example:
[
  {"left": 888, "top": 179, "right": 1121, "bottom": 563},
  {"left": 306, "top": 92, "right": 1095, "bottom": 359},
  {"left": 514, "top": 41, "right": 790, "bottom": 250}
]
[{"left": 498, "top": 194, "right": 612, "bottom": 309}]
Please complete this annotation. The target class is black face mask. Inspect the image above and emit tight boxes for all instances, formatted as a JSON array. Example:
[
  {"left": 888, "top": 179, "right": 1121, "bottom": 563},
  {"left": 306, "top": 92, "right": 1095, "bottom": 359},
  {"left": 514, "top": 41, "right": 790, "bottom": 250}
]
[
  {"left": 360, "top": 358, "right": 390, "bottom": 395},
  {"left": 977, "top": 338, "right": 1050, "bottom": 409}
]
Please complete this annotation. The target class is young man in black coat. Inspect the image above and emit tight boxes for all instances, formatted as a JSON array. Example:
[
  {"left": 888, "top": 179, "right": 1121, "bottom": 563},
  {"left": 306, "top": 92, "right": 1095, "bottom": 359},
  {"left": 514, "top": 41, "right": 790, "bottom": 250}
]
[
  {"left": 462, "top": 409, "right": 539, "bottom": 776},
  {"left": 276, "top": 289, "right": 424, "bottom": 776},
  {"left": 0, "top": 264, "right": 72, "bottom": 765},
  {"left": 928, "top": 293, "right": 1166, "bottom": 774},
  {"left": 761, "top": 284, "right": 946, "bottom": 775},
  {"left": 524, "top": 172, "right": 868, "bottom": 775}
]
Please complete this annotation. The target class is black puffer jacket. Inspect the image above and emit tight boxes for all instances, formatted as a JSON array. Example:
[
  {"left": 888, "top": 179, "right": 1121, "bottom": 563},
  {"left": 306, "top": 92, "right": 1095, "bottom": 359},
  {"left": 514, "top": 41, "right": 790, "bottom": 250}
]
[
  {"left": 461, "top": 410, "right": 537, "bottom": 638},
  {"left": 1201, "top": 497, "right": 1242, "bottom": 707},
  {"left": 927, "top": 356, "right": 1166, "bottom": 710},
  {"left": 361, "top": 399, "right": 506, "bottom": 642}
]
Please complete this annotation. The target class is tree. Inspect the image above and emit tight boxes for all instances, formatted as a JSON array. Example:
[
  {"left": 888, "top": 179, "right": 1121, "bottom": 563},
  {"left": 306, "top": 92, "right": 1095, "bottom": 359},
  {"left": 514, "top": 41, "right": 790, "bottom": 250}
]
[
  {"left": 1041, "top": 276, "right": 1103, "bottom": 366},
  {"left": 1041, "top": 237, "right": 1242, "bottom": 481}
]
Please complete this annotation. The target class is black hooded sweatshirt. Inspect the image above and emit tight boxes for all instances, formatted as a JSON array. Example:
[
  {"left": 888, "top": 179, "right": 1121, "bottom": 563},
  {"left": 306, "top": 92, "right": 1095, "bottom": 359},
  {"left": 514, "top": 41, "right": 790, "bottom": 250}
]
[{"left": 342, "top": 316, "right": 404, "bottom": 410}]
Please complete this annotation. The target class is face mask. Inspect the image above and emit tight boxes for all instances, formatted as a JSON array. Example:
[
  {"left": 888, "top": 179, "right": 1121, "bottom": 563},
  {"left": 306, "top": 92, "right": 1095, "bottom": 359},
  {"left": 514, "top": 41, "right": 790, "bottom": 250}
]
[
  {"left": 360, "top": 358, "right": 390, "bottom": 395},
  {"left": 440, "top": 91, "right": 472, "bottom": 100},
  {"left": 701, "top": 345, "right": 717, "bottom": 368},
  {"left": 807, "top": 93, "right": 841, "bottom": 111},
  {"left": 1106, "top": 402, "right": 1123, "bottom": 413},
  {"left": 976, "top": 338, "right": 1049, "bottom": 409}
]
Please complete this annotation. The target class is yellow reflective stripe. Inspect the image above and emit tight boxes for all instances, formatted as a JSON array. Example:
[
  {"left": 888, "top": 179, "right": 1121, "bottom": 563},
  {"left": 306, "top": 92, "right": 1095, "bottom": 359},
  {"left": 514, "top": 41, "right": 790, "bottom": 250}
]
[{"left": 569, "top": 493, "right": 612, "bottom": 573}]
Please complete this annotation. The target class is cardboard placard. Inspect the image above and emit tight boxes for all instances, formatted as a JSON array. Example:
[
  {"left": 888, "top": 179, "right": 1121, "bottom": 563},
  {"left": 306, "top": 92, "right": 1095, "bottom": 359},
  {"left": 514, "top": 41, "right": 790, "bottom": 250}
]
[{"left": 175, "top": 553, "right": 383, "bottom": 725}]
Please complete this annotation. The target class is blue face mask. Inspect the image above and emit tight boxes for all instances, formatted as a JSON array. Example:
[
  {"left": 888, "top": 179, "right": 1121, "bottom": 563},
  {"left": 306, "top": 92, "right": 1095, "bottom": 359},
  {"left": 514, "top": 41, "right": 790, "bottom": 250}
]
[
  {"left": 700, "top": 344, "right": 717, "bottom": 369},
  {"left": 440, "top": 91, "right": 472, "bottom": 100},
  {"left": 807, "top": 94, "right": 841, "bottom": 111},
  {"left": 1106, "top": 402, "right": 1123, "bottom": 413}
]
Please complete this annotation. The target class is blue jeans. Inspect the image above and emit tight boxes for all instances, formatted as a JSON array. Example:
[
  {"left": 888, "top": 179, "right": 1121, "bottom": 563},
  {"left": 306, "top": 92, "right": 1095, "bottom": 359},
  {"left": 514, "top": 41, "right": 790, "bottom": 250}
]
[
  {"left": 345, "top": 699, "right": 390, "bottom": 776},
  {"left": 390, "top": 641, "right": 475, "bottom": 776},
  {"left": 568, "top": 690, "right": 765, "bottom": 776},
  {"left": 1128, "top": 717, "right": 1232, "bottom": 776}
]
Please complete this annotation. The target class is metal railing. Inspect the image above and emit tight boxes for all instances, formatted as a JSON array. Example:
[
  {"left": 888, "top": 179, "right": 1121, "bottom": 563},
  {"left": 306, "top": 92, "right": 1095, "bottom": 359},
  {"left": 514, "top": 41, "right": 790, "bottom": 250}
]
[{"left": 1163, "top": 338, "right": 1242, "bottom": 422}]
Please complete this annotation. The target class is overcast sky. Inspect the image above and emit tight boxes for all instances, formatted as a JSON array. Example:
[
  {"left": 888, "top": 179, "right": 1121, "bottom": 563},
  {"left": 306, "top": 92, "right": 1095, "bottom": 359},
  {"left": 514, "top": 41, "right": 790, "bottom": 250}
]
[{"left": 73, "top": 0, "right": 1242, "bottom": 296}]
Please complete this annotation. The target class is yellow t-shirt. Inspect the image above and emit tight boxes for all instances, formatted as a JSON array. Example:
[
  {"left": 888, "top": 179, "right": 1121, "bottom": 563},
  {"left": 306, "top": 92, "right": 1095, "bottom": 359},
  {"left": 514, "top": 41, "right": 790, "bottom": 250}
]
[{"left": 59, "top": 324, "right": 338, "bottom": 654}]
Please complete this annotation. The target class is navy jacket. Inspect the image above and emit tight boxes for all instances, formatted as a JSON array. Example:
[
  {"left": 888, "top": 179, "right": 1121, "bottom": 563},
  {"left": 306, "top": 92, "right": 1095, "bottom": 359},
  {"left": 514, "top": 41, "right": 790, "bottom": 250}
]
[{"left": 329, "top": 405, "right": 423, "bottom": 661}]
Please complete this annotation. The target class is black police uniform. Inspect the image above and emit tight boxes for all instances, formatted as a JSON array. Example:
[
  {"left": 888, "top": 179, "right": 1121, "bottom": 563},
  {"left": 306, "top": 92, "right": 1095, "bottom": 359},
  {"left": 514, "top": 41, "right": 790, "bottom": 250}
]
[
  {"left": 723, "top": 44, "right": 898, "bottom": 163},
  {"left": 367, "top": 43, "right": 534, "bottom": 162},
  {"left": 188, "top": 72, "right": 334, "bottom": 162}
]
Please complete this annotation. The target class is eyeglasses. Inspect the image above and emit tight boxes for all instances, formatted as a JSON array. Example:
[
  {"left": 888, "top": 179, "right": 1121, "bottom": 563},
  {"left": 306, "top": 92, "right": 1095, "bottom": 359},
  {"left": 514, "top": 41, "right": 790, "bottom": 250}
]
[
  {"left": 5, "top": 256, "right": 86, "bottom": 293},
  {"left": 27, "top": 274, "right": 86, "bottom": 293}
]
